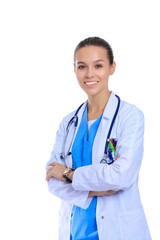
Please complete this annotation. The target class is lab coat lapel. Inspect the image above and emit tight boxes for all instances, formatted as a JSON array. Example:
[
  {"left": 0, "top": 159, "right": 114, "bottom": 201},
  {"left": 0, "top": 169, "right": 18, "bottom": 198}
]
[{"left": 92, "top": 92, "right": 119, "bottom": 164}]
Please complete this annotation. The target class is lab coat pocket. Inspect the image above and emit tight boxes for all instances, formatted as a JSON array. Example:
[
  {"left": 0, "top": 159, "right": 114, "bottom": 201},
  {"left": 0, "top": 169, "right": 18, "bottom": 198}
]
[{"left": 118, "top": 208, "right": 148, "bottom": 240}]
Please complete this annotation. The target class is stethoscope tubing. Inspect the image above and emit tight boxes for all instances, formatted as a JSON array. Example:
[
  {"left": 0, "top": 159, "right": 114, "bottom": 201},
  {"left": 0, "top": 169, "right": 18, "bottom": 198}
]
[
  {"left": 61, "top": 103, "right": 84, "bottom": 159},
  {"left": 61, "top": 95, "right": 120, "bottom": 160},
  {"left": 104, "top": 95, "right": 120, "bottom": 154}
]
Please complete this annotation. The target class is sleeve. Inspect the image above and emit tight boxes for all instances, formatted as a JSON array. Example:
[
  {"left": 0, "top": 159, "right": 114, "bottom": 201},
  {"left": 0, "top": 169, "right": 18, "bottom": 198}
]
[
  {"left": 46, "top": 116, "right": 92, "bottom": 209},
  {"left": 72, "top": 107, "right": 145, "bottom": 192}
]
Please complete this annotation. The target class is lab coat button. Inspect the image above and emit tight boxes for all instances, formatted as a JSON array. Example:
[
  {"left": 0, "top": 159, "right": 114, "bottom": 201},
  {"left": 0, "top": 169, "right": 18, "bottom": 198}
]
[{"left": 101, "top": 216, "right": 104, "bottom": 219}]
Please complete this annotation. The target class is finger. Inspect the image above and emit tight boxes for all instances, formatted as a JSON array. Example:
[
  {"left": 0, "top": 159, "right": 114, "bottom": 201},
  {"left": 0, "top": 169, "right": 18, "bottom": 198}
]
[
  {"left": 47, "top": 167, "right": 54, "bottom": 174},
  {"left": 46, "top": 172, "right": 51, "bottom": 182},
  {"left": 45, "top": 173, "right": 49, "bottom": 182},
  {"left": 46, "top": 173, "right": 49, "bottom": 181},
  {"left": 107, "top": 190, "right": 117, "bottom": 194},
  {"left": 46, "top": 173, "right": 55, "bottom": 182},
  {"left": 46, "top": 167, "right": 56, "bottom": 179},
  {"left": 46, "top": 169, "right": 53, "bottom": 178},
  {"left": 48, "top": 162, "right": 57, "bottom": 167},
  {"left": 46, "top": 176, "right": 50, "bottom": 182},
  {"left": 45, "top": 176, "right": 49, "bottom": 182},
  {"left": 110, "top": 156, "right": 120, "bottom": 165}
]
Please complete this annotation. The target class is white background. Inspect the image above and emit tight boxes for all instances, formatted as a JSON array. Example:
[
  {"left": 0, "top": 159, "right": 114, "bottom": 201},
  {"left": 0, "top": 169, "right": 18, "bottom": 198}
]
[{"left": 0, "top": 0, "right": 159, "bottom": 239}]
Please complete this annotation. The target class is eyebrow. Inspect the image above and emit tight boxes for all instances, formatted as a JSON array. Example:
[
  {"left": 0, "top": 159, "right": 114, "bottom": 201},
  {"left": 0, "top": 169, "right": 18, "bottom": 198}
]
[{"left": 77, "top": 59, "right": 104, "bottom": 64}]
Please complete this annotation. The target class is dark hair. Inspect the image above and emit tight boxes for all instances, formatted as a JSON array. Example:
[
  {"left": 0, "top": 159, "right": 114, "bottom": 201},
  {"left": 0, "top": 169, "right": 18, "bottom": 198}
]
[{"left": 74, "top": 37, "right": 114, "bottom": 65}]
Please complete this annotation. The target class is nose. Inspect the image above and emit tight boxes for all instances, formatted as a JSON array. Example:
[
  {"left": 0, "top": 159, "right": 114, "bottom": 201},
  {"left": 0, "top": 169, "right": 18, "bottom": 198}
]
[{"left": 85, "top": 67, "right": 94, "bottom": 79}]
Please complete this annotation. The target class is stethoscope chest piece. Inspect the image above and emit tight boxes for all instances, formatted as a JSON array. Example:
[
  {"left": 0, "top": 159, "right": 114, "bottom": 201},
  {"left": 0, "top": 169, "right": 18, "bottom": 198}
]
[{"left": 100, "top": 154, "right": 114, "bottom": 165}]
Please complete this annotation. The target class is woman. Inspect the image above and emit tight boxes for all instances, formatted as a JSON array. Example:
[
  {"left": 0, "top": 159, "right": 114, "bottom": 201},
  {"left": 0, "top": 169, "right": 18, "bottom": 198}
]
[{"left": 46, "top": 37, "right": 151, "bottom": 240}]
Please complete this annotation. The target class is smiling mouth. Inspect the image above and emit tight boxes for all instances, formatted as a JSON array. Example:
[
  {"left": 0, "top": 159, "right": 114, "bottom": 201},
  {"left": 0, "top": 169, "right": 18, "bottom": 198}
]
[{"left": 84, "top": 81, "right": 99, "bottom": 86}]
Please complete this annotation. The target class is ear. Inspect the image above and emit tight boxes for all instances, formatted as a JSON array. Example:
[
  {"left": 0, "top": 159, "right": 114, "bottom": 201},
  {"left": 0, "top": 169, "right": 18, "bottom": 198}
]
[{"left": 109, "top": 61, "right": 116, "bottom": 75}]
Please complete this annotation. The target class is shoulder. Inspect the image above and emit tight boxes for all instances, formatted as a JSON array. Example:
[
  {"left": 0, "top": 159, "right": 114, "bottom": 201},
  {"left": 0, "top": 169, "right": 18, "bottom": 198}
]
[
  {"left": 119, "top": 99, "right": 144, "bottom": 121},
  {"left": 117, "top": 99, "right": 144, "bottom": 132},
  {"left": 62, "top": 110, "right": 76, "bottom": 122},
  {"left": 55, "top": 109, "right": 77, "bottom": 138},
  {"left": 59, "top": 102, "right": 85, "bottom": 129},
  {"left": 59, "top": 110, "right": 76, "bottom": 131},
  {"left": 62, "top": 102, "right": 87, "bottom": 124}
]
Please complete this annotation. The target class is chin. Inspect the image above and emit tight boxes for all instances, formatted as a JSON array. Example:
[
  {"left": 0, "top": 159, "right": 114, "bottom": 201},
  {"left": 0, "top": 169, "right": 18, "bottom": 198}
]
[
  {"left": 84, "top": 87, "right": 109, "bottom": 98},
  {"left": 85, "top": 90, "right": 101, "bottom": 97}
]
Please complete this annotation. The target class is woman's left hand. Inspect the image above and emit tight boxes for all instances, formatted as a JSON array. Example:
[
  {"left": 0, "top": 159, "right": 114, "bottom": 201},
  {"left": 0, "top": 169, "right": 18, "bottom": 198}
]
[{"left": 46, "top": 162, "right": 67, "bottom": 182}]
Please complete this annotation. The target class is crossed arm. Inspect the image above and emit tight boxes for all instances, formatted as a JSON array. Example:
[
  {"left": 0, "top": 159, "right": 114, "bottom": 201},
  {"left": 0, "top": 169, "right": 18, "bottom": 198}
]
[{"left": 46, "top": 159, "right": 119, "bottom": 197}]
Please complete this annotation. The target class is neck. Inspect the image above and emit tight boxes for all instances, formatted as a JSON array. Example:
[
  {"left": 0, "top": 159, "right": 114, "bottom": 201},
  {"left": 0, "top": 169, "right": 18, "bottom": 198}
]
[{"left": 87, "top": 89, "right": 111, "bottom": 113}]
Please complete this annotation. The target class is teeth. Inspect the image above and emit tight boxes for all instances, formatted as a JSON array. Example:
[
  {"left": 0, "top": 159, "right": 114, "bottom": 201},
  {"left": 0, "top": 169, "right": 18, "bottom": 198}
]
[{"left": 85, "top": 81, "right": 97, "bottom": 85}]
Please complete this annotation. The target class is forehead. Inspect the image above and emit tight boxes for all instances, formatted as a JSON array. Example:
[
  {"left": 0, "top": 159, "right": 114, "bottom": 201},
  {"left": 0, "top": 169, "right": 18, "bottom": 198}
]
[{"left": 75, "top": 46, "right": 108, "bottom": 63}]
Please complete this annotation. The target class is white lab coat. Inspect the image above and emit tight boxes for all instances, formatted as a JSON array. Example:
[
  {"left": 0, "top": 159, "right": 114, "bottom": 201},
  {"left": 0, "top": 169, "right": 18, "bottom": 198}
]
[{"left": 47, "top": 92, "right": 151, "bottom": 240}]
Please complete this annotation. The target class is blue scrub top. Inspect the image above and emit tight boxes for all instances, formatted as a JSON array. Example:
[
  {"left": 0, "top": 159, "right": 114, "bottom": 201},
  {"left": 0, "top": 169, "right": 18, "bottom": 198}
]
[{"left": 70, "top": 106, "right": 102, "bottom": 240}]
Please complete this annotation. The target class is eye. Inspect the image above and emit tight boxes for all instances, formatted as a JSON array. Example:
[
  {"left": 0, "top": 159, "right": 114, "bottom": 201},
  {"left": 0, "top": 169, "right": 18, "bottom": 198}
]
[
  {"left": 95, "top": 64, "right": 103, "bottom": 69},
  {"left": 78, "top": 65, "right": 86, "bottom": 70}
]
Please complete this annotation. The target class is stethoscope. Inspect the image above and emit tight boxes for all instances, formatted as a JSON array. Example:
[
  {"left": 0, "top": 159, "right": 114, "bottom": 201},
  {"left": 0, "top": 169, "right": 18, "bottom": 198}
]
[{"left": 60, "top": 95, "right": 120, "bottom": 165}]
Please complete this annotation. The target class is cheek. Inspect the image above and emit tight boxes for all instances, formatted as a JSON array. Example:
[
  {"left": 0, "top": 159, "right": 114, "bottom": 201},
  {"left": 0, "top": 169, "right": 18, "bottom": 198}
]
[
  {"left": 99, "top": 70, "right": 110, "bottom": 80},
  {"left": 76, "top": 71, "right": 85, "bottom": 82}
]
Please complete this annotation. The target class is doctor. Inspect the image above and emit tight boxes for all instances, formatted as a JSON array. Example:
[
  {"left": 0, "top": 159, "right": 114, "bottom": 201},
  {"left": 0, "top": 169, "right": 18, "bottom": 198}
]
[{"left": 46, "top": 37, "right": 151, "bottom": 240}]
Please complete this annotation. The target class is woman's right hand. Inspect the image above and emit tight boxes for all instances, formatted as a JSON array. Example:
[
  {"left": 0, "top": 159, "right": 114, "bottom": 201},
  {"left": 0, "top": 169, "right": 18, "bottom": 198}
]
[{"left": 89, "top": 190, "right": 117, "bottom": 197}]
